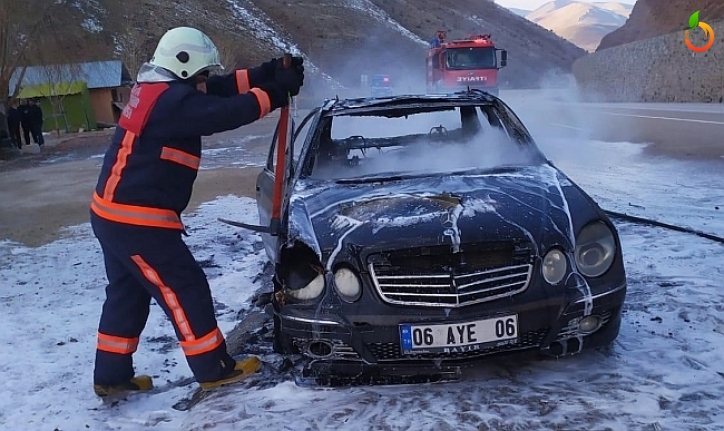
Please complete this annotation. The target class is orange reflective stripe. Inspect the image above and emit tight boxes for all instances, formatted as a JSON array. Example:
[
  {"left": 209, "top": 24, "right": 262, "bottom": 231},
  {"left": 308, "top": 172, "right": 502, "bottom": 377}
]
[
  {"left": 103, "top": 131, "right": 136, "bottom": 201},
  {"left": 250, "top": 88, "right": 271, "bottom": 118},
  {"left": 179, "top": 327, "right": 225, "bottom": 356},
  {"left": 160, "top": 146, "right": 200, "bottom": 170},
  {"left": 131, "top": 255, "right": 196, "bottom": 341},
  {"left": 91, "top": 192, "right": 183, "bottom": 230},
  {"left": 235, "top": 69, "right": 250, "bottom": 94},
  {"left": 97, "top": 332, "right": 139, "bottom": 354}
]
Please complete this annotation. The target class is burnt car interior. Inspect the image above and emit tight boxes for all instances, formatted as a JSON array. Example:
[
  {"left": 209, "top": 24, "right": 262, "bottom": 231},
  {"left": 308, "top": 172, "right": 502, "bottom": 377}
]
[{"left": 298, "top": 102, "right": 543, "bottom": 181}]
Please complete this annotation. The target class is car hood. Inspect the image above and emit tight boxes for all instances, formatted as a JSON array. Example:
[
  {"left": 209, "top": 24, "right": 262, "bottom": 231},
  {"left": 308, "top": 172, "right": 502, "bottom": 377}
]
[{"left": 286, "top": 164, "right": 602, "bottom": 266}]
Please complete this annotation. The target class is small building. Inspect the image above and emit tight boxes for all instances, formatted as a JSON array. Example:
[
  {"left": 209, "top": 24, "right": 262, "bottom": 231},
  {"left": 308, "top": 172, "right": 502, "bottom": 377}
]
[
  {"left": 16, "top": 81, "right": 97, "bottom": 133},
  {"left": 9, "top": 60, "right": 133, "bottom": 128}
]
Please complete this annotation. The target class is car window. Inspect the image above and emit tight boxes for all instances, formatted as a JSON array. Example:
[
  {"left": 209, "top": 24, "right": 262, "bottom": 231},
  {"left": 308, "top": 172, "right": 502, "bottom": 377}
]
[
  {"left": 266, "top": 119, "right": 298, "bottom": 172},
  {"left": 292, "top": 114, "right": 314, "bottom": 164},
  {"left": 266, "top": 129, "right": 278, "bottom": 172},
  {"left": 308, "top": 106, "right": 540, "bottom": 181}
]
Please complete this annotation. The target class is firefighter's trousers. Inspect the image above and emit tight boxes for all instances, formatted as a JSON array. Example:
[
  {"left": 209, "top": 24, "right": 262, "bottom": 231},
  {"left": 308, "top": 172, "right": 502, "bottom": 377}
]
[{"left": 91, "top": 213, "right": 235, "bottom": 385}]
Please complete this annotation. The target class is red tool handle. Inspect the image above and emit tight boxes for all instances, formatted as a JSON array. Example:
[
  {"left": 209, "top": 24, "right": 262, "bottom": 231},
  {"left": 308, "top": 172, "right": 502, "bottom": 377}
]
[{"left": 270, "top": 53, "right": 293, "bottom": 234}]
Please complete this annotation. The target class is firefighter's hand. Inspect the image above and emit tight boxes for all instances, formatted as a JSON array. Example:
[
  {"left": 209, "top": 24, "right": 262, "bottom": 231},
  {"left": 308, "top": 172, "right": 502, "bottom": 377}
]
[
  {"left": 258, "top": 68, "right": 303, "bottom": 109},
  {"left": 273, "top": 62, "right": 304, "bottom": 97},
  {"left": 257, "top": 56, "right": 303, "bottom": 82}
]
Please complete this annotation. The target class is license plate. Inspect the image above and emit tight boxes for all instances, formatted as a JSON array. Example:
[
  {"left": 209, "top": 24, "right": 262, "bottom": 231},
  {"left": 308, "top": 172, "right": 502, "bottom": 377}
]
[{"left": 399, "top": 315, "right": 518, "bottom": 353}]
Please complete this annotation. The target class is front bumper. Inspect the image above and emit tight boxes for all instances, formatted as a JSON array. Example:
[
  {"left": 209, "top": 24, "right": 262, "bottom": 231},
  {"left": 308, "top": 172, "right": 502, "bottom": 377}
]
[{"left": 274, "top": 281, "right": 626, "bottom": 376}]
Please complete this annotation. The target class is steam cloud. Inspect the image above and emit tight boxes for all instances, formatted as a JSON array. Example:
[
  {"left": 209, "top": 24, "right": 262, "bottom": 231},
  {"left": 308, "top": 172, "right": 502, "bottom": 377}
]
[{"left": 311, "top": 109, "right": 540, "bottom": 180}]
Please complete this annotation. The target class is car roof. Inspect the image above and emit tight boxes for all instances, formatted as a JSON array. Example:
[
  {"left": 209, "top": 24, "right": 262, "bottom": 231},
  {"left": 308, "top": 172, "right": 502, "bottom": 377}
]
[{"left": 320, "top": 89, "right": 500, "bottom": 116}]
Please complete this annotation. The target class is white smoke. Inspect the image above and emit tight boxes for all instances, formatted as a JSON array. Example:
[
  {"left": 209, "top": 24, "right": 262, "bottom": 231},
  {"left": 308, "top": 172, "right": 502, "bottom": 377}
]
[{"left": 311, "top": 108, "right": 540, "bottom": 180}]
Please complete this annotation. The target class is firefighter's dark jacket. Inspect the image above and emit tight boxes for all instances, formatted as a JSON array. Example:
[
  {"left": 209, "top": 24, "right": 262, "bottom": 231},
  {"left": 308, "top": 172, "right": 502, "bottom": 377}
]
[{"left": 91, "top": 68, "right": 274, "bottom": 230}]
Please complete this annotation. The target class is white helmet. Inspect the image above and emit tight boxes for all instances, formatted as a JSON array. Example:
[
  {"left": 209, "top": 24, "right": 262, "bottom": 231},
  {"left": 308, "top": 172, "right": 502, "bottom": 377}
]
[{"left": 149, "top": 27, "right": 223, "bottom": 79}]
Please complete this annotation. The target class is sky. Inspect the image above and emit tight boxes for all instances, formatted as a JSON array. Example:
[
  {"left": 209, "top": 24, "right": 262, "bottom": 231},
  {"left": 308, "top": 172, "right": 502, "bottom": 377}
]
[{"left": 496, "top": 0, "right": 637, "bottom": 11}]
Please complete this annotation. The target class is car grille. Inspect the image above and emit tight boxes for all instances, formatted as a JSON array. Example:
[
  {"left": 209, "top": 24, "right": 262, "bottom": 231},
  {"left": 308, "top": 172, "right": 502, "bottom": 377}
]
[
  {"left": 367, "top": 243, "right": 533, "bottom": 307},
  {"left": 366, "top": 328, "right": 549, "bottom": 361}
]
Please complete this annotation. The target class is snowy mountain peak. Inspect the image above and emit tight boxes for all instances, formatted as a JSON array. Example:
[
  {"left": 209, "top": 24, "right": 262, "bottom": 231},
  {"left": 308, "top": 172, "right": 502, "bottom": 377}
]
[{"left": 525, "top": 1, "right": 632, "bottom": 52}]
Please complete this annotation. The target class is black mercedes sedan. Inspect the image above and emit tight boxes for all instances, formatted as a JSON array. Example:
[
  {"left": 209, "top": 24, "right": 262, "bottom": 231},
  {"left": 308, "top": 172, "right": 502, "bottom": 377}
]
[{"left": 248, "top": 90, "right": 626, "bottom": 381}]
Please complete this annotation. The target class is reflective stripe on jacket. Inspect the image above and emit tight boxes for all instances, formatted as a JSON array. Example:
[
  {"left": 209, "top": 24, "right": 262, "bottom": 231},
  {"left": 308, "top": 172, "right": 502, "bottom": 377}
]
[{"left": 91, "top": 70, "right": 272, "bottom": 229}]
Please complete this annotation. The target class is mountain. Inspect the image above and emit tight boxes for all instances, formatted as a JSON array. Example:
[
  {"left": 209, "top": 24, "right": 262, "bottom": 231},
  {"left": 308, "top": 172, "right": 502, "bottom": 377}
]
[
  {"left": 526, "top": 1, "right": 632, "bottom": 51},
  {"left": 508, "top": 8, "right": 532, "bottom": 17},
  {"left": 598, "top": 0, "right": 724, "bottom": 50},
  {"left": 11, "top": 0, "right": 587, "bottom": 96}
]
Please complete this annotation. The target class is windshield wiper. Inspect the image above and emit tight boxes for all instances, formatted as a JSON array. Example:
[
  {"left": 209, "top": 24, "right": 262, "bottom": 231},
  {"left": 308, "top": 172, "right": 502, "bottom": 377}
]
[
  {"left": 334, "top": 165, "right": 526, "bottom": 184},
  {"left": 335, "top": 174, "right": 412, "bottom": 184},
  {"left": 446, "top": 166, "right": 522, "bottom": 176}
]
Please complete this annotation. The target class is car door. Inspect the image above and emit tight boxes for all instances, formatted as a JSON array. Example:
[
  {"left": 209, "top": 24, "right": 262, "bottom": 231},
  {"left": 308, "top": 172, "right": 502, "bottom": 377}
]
[
  {"left": 257, "top": 122, "right": 281, "bottom": 262},
  {"left": 257, "top": 109, "right": 320, "bottom": 263}
]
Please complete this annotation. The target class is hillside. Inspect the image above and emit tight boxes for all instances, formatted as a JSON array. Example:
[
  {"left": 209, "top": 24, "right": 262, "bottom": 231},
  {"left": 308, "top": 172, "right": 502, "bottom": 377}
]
[
  {"left": 598, "top": 0, "right": 724, "bottom": 50},
  {"left": 526, "top": 1, "right": 632, "bottom": 51},
  {"left": 17, "top": 0, "right": 586, "bottom": 96},
  {"left": 509, "top": 8, "right": 532, "bottom": 17}
]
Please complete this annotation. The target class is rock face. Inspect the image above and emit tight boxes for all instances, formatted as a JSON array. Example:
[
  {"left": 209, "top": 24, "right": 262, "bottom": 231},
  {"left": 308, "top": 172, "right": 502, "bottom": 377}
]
[
  {"left": 573, "top": 20, "right": 723, "bottom": 102},
  {"left": 597, "top": 0, "right": 724, "bottom": 50},
  {"left": 22, "top": 0, "right": 586, "bottom": 94}
]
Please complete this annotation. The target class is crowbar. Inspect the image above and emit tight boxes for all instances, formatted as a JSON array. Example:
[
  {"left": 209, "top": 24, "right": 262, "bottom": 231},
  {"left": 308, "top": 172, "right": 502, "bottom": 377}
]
[{"left": 219, "top": 53, "right": 293, "bottom": 235}]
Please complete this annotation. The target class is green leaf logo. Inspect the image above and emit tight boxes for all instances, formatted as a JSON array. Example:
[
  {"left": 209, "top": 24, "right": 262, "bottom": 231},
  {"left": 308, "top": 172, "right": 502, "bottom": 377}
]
[{"left": 689, "top": 10, "right": 700, "bottom": 30}]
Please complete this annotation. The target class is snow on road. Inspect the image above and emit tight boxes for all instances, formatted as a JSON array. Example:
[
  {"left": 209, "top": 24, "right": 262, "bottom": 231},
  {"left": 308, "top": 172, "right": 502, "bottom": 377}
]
[
  {"left": 0, "top": 196, "right": 266, "bottom": 430},
  {"left": 540, "top": 138, "right": 724, "bottom": 236},
  {"left": 2, "top": 139, "right": 724, "bottom": 430}
]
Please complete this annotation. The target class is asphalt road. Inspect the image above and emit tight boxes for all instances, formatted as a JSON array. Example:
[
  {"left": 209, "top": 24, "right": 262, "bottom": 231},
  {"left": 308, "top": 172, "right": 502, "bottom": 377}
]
[{"left": 501, "top": 90, "right": 724, "bottom": 160}]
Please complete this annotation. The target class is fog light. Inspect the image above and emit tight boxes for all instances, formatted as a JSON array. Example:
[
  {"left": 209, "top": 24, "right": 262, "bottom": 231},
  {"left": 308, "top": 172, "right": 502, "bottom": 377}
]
[{"left": 578, "top": 315, "right": 602, "bottom": 334}]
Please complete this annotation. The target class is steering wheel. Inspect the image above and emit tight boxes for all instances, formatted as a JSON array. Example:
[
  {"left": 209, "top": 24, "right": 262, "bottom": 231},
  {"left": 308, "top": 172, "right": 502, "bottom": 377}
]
[
  {"left": 429, "top": 125, "right": 448, "bottom": 138},
  {"left": 345, "top": 135, "right": 368, "bottom": 156},
  {"left": 346, "top": 135, "right": 367, "bottom": 146}
]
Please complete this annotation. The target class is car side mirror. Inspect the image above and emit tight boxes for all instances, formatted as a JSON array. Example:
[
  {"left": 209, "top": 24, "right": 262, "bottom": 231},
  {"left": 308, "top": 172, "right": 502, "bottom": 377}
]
[{"left": 500, "top": 50, "right": 508, "bottom": 68}]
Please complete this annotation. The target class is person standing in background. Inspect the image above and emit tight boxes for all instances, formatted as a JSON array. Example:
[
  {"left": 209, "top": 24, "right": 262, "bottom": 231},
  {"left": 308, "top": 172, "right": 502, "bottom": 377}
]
[
  {"left": 27, "top": 99, "right": 45, "bottom": 146},
  {"left": 6, "top": 99, "right": 22, "bottom": 149},
  {"left": 18, "top": 99, "right": 32, "bottom": 146}
]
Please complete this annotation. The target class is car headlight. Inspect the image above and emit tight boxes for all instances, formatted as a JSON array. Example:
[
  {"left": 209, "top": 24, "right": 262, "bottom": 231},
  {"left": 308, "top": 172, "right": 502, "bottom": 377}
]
[
  {"left": 542, "top": 249, "right": 567, "bottom": 284},
  {"left": 287, "top": 273, "right": 325, "bottom": 300},
  {"left": 575, "top": 222, "right": 616, "bottom": 278},
  {"left": 333, "top": 267, "right": 362, "bottom": 302}
]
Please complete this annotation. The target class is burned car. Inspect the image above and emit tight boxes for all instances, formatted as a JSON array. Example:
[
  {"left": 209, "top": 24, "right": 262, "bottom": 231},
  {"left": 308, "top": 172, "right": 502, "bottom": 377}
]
[{"left": 243, "top": 90, "right": 626, "bottom": 381}]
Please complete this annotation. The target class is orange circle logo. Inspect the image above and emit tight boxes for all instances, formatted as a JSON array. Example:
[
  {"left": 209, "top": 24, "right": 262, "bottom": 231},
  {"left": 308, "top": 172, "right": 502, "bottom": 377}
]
[{"left": 685, "top": 11, "right": 715, "bottom": 53}]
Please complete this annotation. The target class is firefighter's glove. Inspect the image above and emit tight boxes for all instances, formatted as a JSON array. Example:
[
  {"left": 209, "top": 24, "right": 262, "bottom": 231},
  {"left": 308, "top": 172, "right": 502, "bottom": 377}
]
[
  {"left": 257, "top": 63, "right": 304, "bottom": 109},
  {"left": 255, "top": 56, "right": 304, "bottom": 83},
  {"left": 258, "top": 82, "right": 290, "bottom": 109},
  {"left": 273, "top": 63, "right": 304, "bottom": 97}
]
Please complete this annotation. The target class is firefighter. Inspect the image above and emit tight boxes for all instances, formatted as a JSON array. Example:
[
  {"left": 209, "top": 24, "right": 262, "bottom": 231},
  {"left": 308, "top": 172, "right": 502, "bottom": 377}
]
[{"left": 89, "top": 26, "right": 304, "bottom": 397}]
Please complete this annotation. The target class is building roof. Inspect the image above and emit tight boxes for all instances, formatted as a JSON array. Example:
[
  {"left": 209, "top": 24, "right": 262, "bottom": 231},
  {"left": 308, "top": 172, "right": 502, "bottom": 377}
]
[{"left": 9, "top": 60, "right": 131, "bottom": 96}]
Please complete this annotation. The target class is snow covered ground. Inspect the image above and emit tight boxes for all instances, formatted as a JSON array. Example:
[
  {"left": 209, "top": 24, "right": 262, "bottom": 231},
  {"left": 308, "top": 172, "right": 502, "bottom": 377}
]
[{"left": 2, "top": 136, "right": 724, "bottom": 430}]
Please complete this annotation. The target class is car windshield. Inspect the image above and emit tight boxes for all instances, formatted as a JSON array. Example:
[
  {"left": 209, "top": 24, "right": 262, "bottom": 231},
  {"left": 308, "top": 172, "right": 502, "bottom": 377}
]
[
  {"left": 307, "top": 105, "right": 543, "bottom": 181},
  {"left": 446, "top": 47, "right": 496, "bottom": 70}
]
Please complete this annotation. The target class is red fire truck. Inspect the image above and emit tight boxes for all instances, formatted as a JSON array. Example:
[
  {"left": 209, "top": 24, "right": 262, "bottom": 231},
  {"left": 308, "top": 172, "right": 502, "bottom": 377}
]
[{"left": 426, "top": 31, "right": 508, "bottom": 96}]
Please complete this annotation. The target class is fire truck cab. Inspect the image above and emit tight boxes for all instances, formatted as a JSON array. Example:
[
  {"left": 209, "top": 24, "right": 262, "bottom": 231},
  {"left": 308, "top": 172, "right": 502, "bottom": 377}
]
[{"left": 426, "top": 30, "right": 508, "bottom": 96}]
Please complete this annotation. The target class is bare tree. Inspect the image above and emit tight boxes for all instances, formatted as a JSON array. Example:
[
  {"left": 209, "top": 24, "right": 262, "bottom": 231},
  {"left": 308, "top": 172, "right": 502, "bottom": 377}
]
[
  {"left": 213, "top": 34, "right": 241, "bottom": 71},
  {"left": 114, "top": 25, "right": 155, "bottom": 79},
  {"left": 0, "top": 0, "right": 74, "bottom": 137},
  {"left": 32, "top": 62, "right": 85, "bottom": 135}
]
